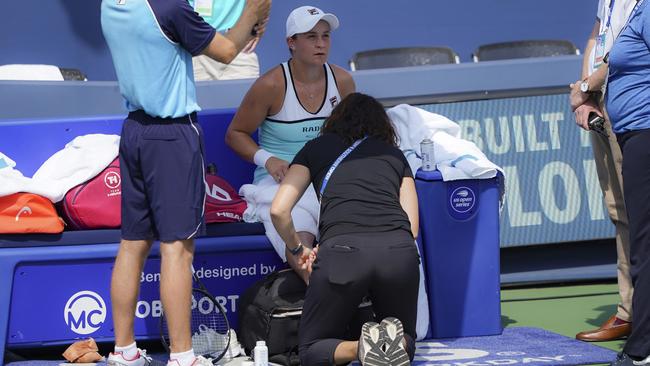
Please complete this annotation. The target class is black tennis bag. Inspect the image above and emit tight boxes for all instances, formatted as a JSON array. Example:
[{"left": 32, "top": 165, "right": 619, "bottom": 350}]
[
  {"left": 238, "top": 269, "right": 373, "bottom": 365},
  {"left": 239, "top": 269, "right": 305, "bottom": 361},
  {"left": 239, "top": 268, "right": 307, "bottom": 365}
]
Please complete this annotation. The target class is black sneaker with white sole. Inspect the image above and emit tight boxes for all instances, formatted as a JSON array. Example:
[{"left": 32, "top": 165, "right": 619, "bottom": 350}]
[{"left": 379, "top": 317, "right": 410, "bottom": 366}]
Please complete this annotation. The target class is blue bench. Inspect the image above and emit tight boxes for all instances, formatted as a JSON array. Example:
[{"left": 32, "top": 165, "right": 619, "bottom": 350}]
[
  {"left": 0, "top": 110, "right": 285, "bottom": 360},
  {"left": 0, "top": 108, "right": 504, "bottom": 360}
]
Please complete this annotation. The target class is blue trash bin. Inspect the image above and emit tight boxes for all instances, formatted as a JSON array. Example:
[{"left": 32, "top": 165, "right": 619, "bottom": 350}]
[{"left": 415, "top": 169, "right": 502, "bottom": 338}]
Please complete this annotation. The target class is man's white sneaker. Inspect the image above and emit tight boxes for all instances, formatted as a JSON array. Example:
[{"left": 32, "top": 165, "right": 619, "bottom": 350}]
[
  {"left": 107, "top": 349, "right": 152, "bottom": 366},
  {"left": 167, "top": 355, "right": 214, "bottom": 366}
]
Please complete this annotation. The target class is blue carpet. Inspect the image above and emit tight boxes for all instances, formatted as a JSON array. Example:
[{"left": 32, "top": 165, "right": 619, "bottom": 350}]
[
  {"left": 6, "top": 327, "right": 617, "bottom": 366},
  {"left": 413, "top": 327, "right": 617, "bottom": 366}
]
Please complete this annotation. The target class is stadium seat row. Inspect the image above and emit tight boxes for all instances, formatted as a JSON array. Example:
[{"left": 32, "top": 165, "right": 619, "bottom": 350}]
[{"left": 349, "top": 39, "right": 580, "bottom": 71}]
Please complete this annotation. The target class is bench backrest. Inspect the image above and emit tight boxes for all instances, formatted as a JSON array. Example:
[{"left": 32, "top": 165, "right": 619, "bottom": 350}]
[{"left": 0, "top": 109, "right": 256, "bottom": 190}]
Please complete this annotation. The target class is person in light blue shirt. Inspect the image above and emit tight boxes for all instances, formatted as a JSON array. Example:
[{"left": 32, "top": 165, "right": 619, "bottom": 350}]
[
  {"left": 605, "top": 0, "right": 650, "bottom": 364},
  {"left": 189, "top": 0, "right": 263, "bottom": 80},
  {"left": 101, "top": 0, "right": 269, "bottom": 365}
]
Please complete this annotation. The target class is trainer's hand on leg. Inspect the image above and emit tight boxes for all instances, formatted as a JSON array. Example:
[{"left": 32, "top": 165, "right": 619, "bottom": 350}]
[{"left": 285, "top": 246, "right": 310, "bottom": 284}]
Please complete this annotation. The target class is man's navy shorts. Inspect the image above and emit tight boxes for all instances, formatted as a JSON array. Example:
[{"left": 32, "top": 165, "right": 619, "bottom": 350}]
[{"left": 119, "top": 110, "right": 206, "bottom": 242}]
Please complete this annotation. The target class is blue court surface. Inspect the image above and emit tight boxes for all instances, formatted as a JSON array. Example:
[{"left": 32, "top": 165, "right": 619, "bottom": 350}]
[
  {"left": 412, "top": 327, "right": 616, "bottom": 366},
  {"left": 5, "top": 327, "right": 616, "bottom": 366}
]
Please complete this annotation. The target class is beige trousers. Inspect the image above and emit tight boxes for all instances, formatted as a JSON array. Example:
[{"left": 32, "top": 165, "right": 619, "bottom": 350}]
[
  {"left": 192, "top": 52, "right": 259, "bottom": 81},
  {"left": 592, "top": 103, "right": 633, "bottom": 321}
]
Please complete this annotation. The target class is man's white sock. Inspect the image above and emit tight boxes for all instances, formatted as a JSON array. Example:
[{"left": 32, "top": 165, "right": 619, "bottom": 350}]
[
  {"left": 115, "top": 341, "right": 138, "bottom": 359},
  {"left": 169, "top": 349, "right": 196, "bottom": 366}
]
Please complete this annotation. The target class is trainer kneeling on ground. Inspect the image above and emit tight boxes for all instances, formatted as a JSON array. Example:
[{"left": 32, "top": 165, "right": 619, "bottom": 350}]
[{"left": 270, "top": 93, "right": 419, "bottom": 366}]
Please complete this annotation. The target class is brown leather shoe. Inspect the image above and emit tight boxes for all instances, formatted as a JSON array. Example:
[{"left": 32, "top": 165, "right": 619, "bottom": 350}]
[{"left": 576, "top": 314, "right": 631, "bottom": 342}]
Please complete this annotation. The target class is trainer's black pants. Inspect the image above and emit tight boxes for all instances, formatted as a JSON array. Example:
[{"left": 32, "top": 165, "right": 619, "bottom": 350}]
[
  {"left": 298, "top": 230, "right": 420, "bottom": 366},
  {"left": 618, "top": 129, "right": 650, "bottom": 359}
]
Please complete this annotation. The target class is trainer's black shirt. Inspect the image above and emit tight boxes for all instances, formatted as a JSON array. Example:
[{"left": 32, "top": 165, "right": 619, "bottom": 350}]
[{"left": 292, "top": 133, "right": 414, "bottom": 242}]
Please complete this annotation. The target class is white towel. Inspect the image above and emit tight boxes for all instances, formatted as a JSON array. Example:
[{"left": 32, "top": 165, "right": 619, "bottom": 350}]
[
  {"left": 0, "top": 134, "right": 120, "bottom": 202},
  {"left": 432, "top": 131, "right": 502, "bottom": 181},
  {"left": 0, "top": 152, "right": 36, "bottom": 197},
  {"left": 387, "top": 104, "right": 502, "bottom": 181},
  {"left": 0, "top": 64, "right": 64, "bottom": 81},
  {"left": 239, "top": 175, "right": 319, "bottom": 261}
]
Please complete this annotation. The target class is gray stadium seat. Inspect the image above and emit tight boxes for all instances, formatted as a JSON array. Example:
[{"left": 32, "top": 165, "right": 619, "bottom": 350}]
[
  {"left": 472, "top": 40, "right": 580, "bottom": 62},
  {"left": 349, "top": 46, "right": 460, "bottom": 71},
  {"left": 59, "top": 67, "right": 87, "bottom": 81}
]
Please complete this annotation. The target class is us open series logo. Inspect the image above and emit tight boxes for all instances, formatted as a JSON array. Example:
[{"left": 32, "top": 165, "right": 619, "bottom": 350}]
[{"left": 450, "top": 187, "right": 476, "bottom": 214}]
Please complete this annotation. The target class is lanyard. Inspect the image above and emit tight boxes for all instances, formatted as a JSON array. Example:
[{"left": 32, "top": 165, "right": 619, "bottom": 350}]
[
  {"left": 319, "top": 137, "right": 366, "bottom": 201},
  {"left": 606, "top": 0, "right": 616, "bottom": 29}
]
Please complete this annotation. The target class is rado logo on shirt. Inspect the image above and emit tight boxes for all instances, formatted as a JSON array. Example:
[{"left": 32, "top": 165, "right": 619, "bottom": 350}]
[{"left": 303, "top": 126, "right": 320, "bottom": 133}]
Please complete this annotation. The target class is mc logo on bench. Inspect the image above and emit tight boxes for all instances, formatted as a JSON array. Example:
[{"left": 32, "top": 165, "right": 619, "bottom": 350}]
[{"left": 64, "top": 290, "right": 107, "bottom": 335}]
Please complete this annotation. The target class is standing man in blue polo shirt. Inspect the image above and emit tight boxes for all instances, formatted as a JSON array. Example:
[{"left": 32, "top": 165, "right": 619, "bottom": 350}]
[
  {"left": 189, "top": 0, "right": 265, "bottom": 80},
  {"left": 100, "top": 0, "right": 270, "bottom": 365}
]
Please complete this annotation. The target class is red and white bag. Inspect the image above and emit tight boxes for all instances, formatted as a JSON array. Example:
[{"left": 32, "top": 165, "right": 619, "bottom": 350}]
[
  {"left": 60, "top": 157, "right": 121, "bottom": 229},
  {"left": 204, "top": 166, "right": 247, "bottom": 223}
]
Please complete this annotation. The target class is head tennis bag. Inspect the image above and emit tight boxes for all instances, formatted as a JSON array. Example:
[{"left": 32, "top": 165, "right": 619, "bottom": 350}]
[
  {"left": 60, "top": 157, "right": 121, "bottom": 229},
  {"left": 204, "top": 164, "right": 246, "bottom": 223},
  {"left": 0, "top": 192, "right": 64, "bottom": 233},
  {"left": 238, "top": 269, "right": 374, "bottom": 364}
]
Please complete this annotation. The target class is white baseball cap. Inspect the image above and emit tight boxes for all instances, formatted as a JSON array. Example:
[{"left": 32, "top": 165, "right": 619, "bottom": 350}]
[{"left": 286, "top": 6, "right": 339, "bottom": 38}]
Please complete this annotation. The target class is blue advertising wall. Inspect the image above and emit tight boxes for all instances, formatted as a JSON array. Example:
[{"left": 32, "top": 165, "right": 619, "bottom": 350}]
[
  {"left": 420, "top": 94, "right": 613, "bottom": 247},
  {"left": 7, "top": 249, "right": 283, "bottom": 345},
  {"left": 0, "top": 0, "right": 596, "bottom": 81}
]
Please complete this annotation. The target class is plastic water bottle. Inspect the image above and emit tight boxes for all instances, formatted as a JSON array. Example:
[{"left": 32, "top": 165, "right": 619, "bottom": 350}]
[
  {"left": 253, "top": 340, "right": 268, "bottom": 366},
  {"left": 420, "top": 138, "right": 435, "bottom": 171}
]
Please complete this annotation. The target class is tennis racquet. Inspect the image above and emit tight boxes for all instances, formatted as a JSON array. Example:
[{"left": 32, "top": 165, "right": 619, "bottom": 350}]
[{"left": 160, "top": 265, "right": 231, "bottom": 363}]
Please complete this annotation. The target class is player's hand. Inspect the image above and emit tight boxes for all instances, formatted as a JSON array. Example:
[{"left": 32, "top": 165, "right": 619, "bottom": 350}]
[
  {"left": 299, "top": 245, "right": 318, "bottom": 282},
  {"left": 265, "top": 157, "right": 289, "bottom": 183}
]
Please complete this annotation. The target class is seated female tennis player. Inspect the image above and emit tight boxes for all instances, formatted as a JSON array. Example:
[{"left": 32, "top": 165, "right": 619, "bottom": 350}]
[
  {"left": 270, "top": 93, "right": 419, "bottom": 366},
  {"left": 225, "top": 6, "right": 355, "bottom": 285}
]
